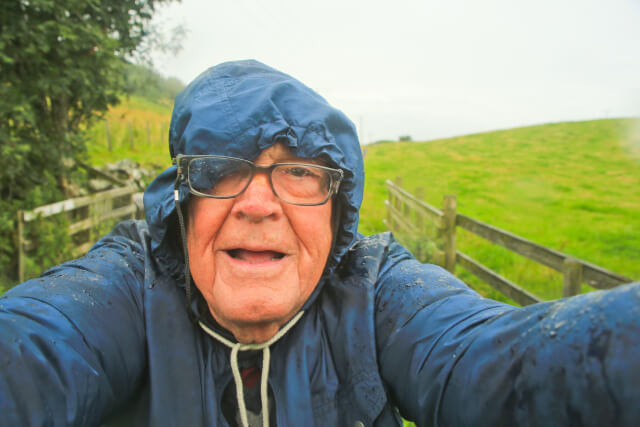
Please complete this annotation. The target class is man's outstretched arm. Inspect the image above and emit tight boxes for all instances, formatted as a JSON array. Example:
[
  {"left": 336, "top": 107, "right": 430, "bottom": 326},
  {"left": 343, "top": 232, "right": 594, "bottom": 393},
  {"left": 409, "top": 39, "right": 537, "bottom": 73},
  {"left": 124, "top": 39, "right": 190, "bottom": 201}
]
[
  {"left": 0, "top": 221, "right": 148, "bottom": 427},
  {"left": 375, "top": 237, "right": 640, "bottom": 426}
]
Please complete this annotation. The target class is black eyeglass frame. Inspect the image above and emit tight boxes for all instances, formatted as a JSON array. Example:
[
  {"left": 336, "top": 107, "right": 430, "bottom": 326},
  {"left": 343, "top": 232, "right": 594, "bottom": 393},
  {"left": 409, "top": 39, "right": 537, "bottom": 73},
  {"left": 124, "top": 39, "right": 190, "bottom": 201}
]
[{"left": 174, "top": 154, "right": 344, "bottom": 206}]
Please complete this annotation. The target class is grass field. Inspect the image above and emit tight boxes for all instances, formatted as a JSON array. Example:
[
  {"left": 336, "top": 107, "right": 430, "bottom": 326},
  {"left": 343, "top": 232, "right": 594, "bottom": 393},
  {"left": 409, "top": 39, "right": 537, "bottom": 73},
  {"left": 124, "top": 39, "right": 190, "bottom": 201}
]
[
  {"left": 85, "top": 95, "right": 174, "bottom": 169},
  {"left": 360, "top": 118, "right": 640, "bottom": 303}
]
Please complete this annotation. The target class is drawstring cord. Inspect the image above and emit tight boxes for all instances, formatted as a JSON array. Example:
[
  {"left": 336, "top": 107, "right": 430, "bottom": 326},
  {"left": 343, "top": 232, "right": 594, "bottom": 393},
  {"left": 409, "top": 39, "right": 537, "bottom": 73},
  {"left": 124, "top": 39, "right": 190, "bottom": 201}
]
[
  {"left": 199, "top": 311, "right": 305, "bottom": 427},
  {"left": 174, "top": 166, "right": 198, "bottom": 323}
]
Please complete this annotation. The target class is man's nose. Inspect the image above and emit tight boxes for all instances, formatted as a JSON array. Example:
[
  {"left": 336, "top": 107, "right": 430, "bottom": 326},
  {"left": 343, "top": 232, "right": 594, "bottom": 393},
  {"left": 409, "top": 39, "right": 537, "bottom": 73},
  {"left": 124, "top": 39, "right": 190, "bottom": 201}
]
[{"left": 231, "top": 171, "right": 282, "bottom": 221}]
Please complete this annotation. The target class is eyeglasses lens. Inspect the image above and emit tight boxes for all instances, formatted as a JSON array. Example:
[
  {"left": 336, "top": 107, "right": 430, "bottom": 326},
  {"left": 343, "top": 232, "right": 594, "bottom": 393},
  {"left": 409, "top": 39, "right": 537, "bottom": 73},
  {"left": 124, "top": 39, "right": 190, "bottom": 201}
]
[
  {"left": 189, "top": 158, "right": 251, "bottom": 197},
  {"left": 272, "top": 164, "right": 331, "bottom": 204},
  {"left": 188, "top": 158, "right": 333, "bottom": 205}
]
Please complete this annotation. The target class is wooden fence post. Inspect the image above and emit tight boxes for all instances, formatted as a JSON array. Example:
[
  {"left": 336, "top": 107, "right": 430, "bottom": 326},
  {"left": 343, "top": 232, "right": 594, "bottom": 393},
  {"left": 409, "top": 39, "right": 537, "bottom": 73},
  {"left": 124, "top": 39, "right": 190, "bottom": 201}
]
[
  {"left": 17, "top": 210, "right": 25, "bottom": 283},
  {"left": 105, "top": 120, "right": 112, "bottom": 152},
  {"left": 393, "top": 177, "right": 403, "bottom": 230},
  {"left": 442, "top": 195, "right": 457, "bottom": 273},
  {"left": 415, "top": 187, "right": 425, "bottom": 232},
  {"left": 562, "top": 258, "right": 582, "bottom": 297},
  {"left": 394, "top": 176, "right": 403, "bottom": 210},
  {"left": 413, "top": 187, "right": 426, "bottom": 261},
  {"left": 402, "top": 192, "right": 410, "bottom": 218},
  {"left": 386, "top": 189, "right": 392, "bottom": 231}
]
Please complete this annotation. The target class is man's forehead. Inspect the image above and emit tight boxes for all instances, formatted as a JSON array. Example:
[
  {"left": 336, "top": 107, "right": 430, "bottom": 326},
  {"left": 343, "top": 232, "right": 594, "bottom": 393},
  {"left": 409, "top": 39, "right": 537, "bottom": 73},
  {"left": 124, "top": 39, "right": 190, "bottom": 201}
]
[{"left": 252, "top": 142, "right": 328, "bottom": 166}]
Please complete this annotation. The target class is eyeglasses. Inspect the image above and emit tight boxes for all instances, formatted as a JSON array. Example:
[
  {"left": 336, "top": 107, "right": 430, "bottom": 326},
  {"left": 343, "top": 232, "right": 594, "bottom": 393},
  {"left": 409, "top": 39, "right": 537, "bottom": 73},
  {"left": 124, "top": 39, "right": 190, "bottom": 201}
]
[{"left": 175, "top": 155, "right": 344, "bottom": 206}]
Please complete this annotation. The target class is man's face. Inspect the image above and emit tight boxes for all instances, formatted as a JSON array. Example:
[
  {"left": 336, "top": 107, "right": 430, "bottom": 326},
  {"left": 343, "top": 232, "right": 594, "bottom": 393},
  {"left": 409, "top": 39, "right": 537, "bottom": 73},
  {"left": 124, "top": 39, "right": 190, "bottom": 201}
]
[{"left": 187, "top": 143, "right": 334, "bottom": 343}]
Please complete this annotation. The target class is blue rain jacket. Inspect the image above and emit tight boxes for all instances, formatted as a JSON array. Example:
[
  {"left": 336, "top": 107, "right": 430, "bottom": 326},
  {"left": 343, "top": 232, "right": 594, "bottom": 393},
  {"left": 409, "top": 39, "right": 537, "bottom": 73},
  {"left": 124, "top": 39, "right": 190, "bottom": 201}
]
[{"left": 1, "top": 60, "right": 639, "bottom": 427}]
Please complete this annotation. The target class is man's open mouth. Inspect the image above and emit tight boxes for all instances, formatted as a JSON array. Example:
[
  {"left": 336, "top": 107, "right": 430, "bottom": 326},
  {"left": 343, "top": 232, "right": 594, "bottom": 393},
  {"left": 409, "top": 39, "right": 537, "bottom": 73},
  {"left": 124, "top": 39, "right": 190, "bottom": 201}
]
[{"left": 226, "top": 249, "right": 286, "bottom": 263}]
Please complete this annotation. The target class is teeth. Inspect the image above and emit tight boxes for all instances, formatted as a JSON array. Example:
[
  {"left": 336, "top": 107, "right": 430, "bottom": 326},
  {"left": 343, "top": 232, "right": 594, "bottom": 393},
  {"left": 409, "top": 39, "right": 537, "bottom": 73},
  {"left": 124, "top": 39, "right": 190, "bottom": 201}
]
[{"left": 227, "top": 249, "right": 284, "bottom": 262}]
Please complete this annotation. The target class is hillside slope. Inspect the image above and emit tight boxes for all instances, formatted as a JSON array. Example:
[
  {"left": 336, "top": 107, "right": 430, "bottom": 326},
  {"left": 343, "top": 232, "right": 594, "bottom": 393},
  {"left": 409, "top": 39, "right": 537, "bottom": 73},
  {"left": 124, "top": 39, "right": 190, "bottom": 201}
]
[
  {"left": 361, "top": 118, "right": 640, "bottom": 300},
  {"left": 86, "top": 95, "right": 174, "bottom": 168}
]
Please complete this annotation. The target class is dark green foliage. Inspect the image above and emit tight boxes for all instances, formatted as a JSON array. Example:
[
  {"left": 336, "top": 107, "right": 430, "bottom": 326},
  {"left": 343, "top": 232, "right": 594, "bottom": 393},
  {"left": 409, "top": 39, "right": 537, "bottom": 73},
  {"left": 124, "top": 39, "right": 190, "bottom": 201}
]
[
  {"left": 22, "top": 212, "right": 74, "bottom": 282},
  {"left": 0, "top": 0, "right": 177, "bottom": 283},
  {"left": 0, "top": 171, "right": 66, "bottom": 287},
  {"left": 0, "top": 0, "right": 176, "bottom": 203}
]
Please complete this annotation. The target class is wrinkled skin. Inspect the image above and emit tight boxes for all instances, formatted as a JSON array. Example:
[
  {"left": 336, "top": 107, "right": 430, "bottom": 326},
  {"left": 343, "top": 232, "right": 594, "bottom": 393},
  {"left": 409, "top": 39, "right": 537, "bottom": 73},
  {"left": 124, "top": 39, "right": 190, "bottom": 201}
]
[{"left": 187, "top": 143, "right": 333, "bottom": 343}]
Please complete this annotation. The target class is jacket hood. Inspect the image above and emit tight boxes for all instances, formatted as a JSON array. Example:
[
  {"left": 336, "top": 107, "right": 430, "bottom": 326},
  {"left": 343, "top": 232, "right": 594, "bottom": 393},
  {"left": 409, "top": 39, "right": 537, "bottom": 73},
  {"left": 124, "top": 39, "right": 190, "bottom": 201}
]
[{"left": 143, "top": 60, "right": 364, "bottom": 291}]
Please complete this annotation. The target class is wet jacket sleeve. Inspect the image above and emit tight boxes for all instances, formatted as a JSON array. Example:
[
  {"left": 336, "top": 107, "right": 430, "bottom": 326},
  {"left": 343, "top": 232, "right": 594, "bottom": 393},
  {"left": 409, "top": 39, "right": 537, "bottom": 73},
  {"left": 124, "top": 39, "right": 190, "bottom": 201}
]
[
  {"left": 374, "top": 238, "right": 640, "bottom": 427},
  {"left": 0, "top": 221, "right": 148, "bottom": 427}
]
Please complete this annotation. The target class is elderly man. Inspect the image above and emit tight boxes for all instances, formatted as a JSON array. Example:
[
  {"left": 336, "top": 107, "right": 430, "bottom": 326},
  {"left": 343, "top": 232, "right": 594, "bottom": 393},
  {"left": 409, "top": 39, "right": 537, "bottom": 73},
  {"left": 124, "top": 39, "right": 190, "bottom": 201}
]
[{"left": 1, "top": 60, "right": 639, "bottom": 427}]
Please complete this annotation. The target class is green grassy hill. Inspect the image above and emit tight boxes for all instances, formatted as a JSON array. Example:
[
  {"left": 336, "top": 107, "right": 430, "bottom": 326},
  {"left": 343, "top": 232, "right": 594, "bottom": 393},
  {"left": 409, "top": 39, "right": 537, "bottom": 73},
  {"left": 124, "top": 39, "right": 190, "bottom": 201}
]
[
  {"left": 360, "top": 118, "right": 640, "bottom": 302},
  {"left": 86, "top": 95, "right": 174, "bottom": 169},
  {"left": 85, "top": 64, "right": 184, "bottom": 169}
]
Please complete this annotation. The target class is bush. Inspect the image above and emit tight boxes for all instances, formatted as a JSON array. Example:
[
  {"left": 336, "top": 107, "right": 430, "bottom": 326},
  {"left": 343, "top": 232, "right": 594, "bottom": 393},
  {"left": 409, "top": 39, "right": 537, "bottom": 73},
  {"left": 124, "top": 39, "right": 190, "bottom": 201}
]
[{"left": 0, "top": 170, "right": 82, "bottom": 289}]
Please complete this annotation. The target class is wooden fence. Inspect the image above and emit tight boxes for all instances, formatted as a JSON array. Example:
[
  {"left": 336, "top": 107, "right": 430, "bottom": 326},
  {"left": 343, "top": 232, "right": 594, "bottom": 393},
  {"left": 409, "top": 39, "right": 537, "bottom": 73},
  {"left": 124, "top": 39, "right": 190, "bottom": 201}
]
[
  {"left": 384, "top": 178, "right": 634, "bottom": 305},
  {"left": 16, "top": 186, "right": 143, "bottom": 282}
]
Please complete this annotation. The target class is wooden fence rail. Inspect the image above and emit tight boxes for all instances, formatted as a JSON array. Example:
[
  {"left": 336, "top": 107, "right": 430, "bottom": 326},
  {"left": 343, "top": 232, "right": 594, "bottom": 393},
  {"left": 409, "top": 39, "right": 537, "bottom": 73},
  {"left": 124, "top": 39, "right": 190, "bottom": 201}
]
[
  {"left": 384, "top": 178, "right": 634, "bottom": 305},
  {"left": 16, "top": 186, "right": 144, "bottom": 282}
]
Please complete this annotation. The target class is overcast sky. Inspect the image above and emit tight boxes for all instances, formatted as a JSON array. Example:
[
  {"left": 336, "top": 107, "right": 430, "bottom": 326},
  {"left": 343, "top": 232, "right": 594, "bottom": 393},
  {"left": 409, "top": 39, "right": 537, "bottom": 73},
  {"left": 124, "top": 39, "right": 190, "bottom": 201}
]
[{"left": 151, "top": 0, "right": 640, "bottom": 143}]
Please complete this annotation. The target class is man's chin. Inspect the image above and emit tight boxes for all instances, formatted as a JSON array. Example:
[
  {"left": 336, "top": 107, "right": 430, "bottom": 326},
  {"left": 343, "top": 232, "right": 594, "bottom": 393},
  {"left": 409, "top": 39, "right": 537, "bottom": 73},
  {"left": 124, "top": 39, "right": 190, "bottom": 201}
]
[
  {"left": 222, "top": 310, "right": 294, "bottom": 344},
  {"left": 210, "top": 296, "right": 299, "bottom": 340}
]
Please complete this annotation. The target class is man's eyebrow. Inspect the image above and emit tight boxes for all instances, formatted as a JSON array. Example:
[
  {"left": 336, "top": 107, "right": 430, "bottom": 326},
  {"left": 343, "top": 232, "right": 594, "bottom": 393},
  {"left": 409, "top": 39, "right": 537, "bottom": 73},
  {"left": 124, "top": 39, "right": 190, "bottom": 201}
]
[{"left": 278, "top": 157, "right": 327, "bottom": 166}]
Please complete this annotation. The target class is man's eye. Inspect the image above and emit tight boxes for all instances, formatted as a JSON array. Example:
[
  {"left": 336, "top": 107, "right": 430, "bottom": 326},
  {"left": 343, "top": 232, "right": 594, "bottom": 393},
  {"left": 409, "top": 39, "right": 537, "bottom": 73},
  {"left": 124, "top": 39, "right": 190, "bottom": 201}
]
[
  {"left": 220, "top": 169, "right": 245, "bottom": 180},
  {"left": 286, "top": 166, "right": 314, "bottom": 177}
]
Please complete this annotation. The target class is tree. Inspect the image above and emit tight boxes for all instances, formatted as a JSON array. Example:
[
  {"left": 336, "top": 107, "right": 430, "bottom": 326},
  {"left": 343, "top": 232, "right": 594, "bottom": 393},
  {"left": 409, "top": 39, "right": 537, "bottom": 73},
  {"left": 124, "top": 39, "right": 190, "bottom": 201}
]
[
  {"left": 0, "top": 0, "right": 178, "bottom": 202},
  {"left": 0, "top": 0, "right": 178, "bottom": 281}
]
